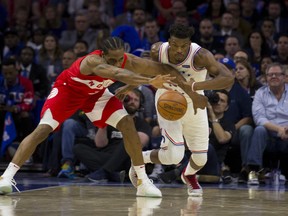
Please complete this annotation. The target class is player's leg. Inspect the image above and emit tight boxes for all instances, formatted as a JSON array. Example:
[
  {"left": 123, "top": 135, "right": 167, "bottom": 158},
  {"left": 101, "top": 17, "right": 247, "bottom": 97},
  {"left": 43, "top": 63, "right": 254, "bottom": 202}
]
[
  {"left": 0, "top": 86, "right": 80, "bottom": 195},
  {"left": 85, "top": 92, "right": 161, "bottom": 197},
  {"left": 181, "top": 105, "right": 209, "bottom": 197}
]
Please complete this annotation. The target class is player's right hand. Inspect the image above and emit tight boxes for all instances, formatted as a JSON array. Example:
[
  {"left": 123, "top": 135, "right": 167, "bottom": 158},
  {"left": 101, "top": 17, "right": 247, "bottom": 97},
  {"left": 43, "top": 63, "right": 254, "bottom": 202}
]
[{"left": 149, "top": 74, "right": 176, "bottom": 89}]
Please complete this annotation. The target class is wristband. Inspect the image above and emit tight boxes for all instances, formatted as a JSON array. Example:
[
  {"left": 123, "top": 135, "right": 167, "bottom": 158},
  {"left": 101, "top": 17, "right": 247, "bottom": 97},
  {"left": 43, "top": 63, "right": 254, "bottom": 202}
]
[{"left": 191, "top": 82, "right": 196, "bottom": 92}]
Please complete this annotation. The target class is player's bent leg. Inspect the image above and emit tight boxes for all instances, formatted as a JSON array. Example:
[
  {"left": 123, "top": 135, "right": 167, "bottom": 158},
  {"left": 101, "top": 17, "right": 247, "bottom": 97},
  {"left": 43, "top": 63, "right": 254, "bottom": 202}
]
[
  {"left": 181, "top": 152, "right": 207, "bottom": 197},
  {"left": 0, "top": 124, "right": 53, "bottom": 195},
  {"left": 115, "top": 115, "right": 162, "bottom": 197}
]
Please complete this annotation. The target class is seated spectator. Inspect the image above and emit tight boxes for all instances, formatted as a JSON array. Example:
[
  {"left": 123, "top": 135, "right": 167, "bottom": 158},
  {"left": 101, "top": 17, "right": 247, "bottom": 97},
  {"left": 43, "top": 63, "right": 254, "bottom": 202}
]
[
  {"left": 36, "top": 34, "right": 63, "bottom": 87},
  {"left": 234, "top": 59, "right": 262, "bottom": 100},
  {"left": 257, "top": 56, "right": 273, "bottom": 86},
  {"left": 26, "top": 28, "right": 46, "bottom": 55},
  {"left": 62, "top": 50, "right": 77, "bottom": 70},
  {"left": 0, "top": 58, "right": 34, "bottom": 157},
  {"left": 244, "top": 63, "right": 288, "bottom": 185},
  {"left": 57, "top": 110, "right": 96, "bottom": 179},
  {"left": 233, "top": 49, "right": 249, "bottom": 63},
  {"left": 37, "top": 5, "right": 67, "bottom": 39},
  {"left": 2, "top": 28, "right": 25, "bottom": 60},
  {"left": 59, "top": 12, "right": 97, "bottom": 52},
  {"left": 73, "top": 40, "right": 89, "bottom": 57},
  {"left": 271, "top": 34, "right": 288, "bottom": 65},
  {"left": 218, "top": 58, "right": 255, "bottom": 181},
  {"left": 73, "top": 89, "right": 152, "bottom": 182}
]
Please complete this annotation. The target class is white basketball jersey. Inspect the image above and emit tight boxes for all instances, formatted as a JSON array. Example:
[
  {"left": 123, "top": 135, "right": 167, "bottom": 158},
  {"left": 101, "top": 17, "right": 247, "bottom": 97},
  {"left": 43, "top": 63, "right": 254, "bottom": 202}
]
[{"left": 158, "top": 42, "right": 207, "bottom": 83}]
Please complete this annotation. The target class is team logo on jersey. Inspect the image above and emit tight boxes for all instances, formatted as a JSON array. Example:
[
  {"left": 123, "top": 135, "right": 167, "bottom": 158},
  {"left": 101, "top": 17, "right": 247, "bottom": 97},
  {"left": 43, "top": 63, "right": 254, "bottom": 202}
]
[
  {"left": 71, "top": 77, "right": 114, "bottom": 89},
  {"left": 182, "top": 65, "right": 190, "bottom": 68}
]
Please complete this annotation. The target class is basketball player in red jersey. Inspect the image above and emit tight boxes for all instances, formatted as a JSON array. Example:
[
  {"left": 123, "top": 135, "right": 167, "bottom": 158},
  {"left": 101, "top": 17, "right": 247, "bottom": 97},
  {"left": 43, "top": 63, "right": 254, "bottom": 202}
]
[{"left": 0, "top": 37, "right": 180, "bottom": 197}]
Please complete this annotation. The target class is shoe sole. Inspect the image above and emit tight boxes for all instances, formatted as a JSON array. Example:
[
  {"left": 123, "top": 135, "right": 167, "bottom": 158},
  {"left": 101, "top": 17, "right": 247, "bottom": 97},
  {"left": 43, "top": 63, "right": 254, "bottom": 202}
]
[
  {"left": 181, "top": 174, "right": 203, "bottom": 197},
  {"left": 0, "top": 186, "right": 13, "bottom": 195}
]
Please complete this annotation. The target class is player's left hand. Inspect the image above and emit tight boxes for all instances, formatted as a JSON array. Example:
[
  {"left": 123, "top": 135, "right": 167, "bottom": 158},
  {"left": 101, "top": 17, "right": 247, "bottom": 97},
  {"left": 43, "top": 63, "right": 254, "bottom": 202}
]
[
  {"left": 114, "top": 85, "right": 135, "bottom": 101},
  {"left": 149, "top": 74, "right": 176, "bottom": 89},
  {"left": 190, "top": 92, "right": 208, "bottom": 114}
]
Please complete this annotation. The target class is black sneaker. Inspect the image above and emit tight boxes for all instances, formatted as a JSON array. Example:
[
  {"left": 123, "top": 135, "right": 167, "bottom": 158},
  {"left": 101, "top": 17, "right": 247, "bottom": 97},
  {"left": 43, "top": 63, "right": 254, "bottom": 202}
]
[
  {"left": 238, "top": 170, "right": 248, "bottom": 184},
  {"left": 222, "top": 170, "right": 233, "bottom": 184}
]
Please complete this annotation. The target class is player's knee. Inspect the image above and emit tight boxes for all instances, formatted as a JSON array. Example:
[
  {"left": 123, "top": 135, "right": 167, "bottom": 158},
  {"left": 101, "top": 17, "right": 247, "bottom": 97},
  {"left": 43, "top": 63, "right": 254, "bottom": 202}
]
[
  {"left": 191, "top": 153, "right": 207, "bottom": 167},
  {"left": 159, "top": 146, "right": 185, "bottom": 165},
  {"left": 116, "top": 115, "right": 134, "bottom": 132}
]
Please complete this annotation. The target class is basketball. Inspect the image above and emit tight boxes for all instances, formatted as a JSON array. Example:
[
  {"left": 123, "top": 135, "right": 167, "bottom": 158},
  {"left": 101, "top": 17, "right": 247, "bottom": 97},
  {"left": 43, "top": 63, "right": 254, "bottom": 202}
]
[{"left": 157, "top": 90, "right": 187, "bottom": 121}]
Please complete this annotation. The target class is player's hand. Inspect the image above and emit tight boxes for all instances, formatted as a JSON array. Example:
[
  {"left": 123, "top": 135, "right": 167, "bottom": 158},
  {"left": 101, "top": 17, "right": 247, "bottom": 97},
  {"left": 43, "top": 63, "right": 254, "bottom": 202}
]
[
  {"left": 190, "top": 92, "right": 208, "bottom": 114},
  {"left": 114, "top": 85, "right": 135, "bottom": 101},
  {"left": 149, "top": 74, "right": 176, "bottom": 89}
]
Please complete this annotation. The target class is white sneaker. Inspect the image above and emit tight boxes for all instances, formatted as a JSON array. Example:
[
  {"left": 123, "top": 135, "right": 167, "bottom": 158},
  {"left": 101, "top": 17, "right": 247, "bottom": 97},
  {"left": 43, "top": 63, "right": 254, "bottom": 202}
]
[
  {"left": 136, "top": 179, "right": 162, "bottom": 198},
  {"left": 0, "top": 176, "right": 20, "bottom": 195},
  {"left": 181, "top": 171, "right": 203, "bottom": 197},
  {"left": 129, "top": 166, "right": 138, "bottom": 188}
]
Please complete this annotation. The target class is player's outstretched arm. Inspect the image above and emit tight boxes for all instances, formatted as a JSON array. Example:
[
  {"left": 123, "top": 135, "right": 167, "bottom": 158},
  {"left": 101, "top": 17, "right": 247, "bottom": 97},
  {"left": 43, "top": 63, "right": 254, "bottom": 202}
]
[
  {"left": 80, "top": 55, "right": 175, "bottom": 88},
  {"left": 192, "top": 48, "right": 235, "bottom": 91}
]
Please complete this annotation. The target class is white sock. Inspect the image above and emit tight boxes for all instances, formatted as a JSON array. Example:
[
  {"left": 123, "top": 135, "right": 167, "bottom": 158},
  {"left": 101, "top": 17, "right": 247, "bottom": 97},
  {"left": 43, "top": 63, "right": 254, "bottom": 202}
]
[
  {"left": 2, "top": 162, "right": 20, "bottom": 180},
  {"left": 134, "top": 165, "right": 148, "bottom": 180},
  {"left": 184, "top": 162, "right": 197, "bottom": 176},
  {"left": 142, "top": 150, "right": 152, "bottom": 164}
]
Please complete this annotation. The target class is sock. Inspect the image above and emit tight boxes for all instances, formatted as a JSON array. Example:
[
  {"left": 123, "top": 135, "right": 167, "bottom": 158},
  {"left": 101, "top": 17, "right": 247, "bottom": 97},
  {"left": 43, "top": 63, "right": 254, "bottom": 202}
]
[
  {"left": 134, "top": 165, "right": 148, "bottom": 180},
  {"left": 184, "top": 162, "right": 198, "bottom": 176},
  {"left": 142, "top": 150, "right": 152, "bottom": 164},
  {"left": 2, "top": 162, "right": 20, "bottom": 180}
]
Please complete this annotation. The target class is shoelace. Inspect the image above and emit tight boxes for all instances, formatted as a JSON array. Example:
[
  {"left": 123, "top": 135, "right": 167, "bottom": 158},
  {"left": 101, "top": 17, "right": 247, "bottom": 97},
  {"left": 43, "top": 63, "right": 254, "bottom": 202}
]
[{"left": 11, "top": 179, "right": 20, "bottom": 193}]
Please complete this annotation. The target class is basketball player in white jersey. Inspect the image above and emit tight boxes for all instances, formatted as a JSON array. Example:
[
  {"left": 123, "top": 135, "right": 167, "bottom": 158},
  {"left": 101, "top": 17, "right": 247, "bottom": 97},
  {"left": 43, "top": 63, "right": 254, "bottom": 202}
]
[{"left": 129, "top": 24, "right": 234, "bottom": 196}]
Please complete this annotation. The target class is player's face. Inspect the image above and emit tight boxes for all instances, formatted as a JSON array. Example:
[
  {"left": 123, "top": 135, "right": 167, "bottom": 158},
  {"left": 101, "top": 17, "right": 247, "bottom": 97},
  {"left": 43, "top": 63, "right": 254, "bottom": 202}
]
[
  {"left": 168, "top": 36, "right": 191, "bottom": 62},
  {"left": 103, "top": 48, "right": 125, "bottom": 68}
]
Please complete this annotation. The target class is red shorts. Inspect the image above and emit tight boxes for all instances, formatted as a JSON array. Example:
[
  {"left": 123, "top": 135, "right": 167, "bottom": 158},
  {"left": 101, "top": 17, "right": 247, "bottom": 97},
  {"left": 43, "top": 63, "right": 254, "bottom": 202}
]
[{"left": 40, "top": 83, "right": 124, "bottom": 129}]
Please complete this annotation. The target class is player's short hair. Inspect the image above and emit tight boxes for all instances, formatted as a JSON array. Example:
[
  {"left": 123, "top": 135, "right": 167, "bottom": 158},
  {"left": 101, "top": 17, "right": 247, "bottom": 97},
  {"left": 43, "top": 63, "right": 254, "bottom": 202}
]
[
  {"left": 102, "top": 37, "right": 125, "bottom": 54},
  {"left": 168, "top": 24, "right": 194, "bottom": 39}
]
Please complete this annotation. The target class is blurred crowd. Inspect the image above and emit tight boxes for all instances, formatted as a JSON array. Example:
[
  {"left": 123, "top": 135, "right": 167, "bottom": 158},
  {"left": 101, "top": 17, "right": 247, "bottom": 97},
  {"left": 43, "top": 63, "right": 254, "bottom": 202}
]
[{"left": 0, "top": 0, "right": 288, "bottom": 186}]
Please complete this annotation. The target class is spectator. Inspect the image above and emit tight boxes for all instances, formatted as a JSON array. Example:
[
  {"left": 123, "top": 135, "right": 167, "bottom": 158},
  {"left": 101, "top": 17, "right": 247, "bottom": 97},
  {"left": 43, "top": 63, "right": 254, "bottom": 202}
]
[
  {"left": 271, "top": 34, "right": 288, "bottom": 65},
  {"left": 260, "top": 18, "right": 277, "bottom": 51},
  {"left": 0, "top": 58, "right": 34, "bottom": 154},
  {"left": 37, "top": 34, "right": 63, "bottom": 87},
  {"left": 194, "top": 18, "right": 223, "bottom": 55},
  {"left": 218, "top": 58, "right": 255, "bottom": 181},
  {"left": 73, "top": 40, "right": 89, "bottom": 57},
  {"left": 233, "top": 49, "right": 249, "bottom": 62},
  {"left": 223, "top": 36, "right": 241, "bottom": 59},
  {"left": 74, "top": 89, "right": 152, "bottom": 182},
  {"left": 57, "top": 110, "right": 96, "bottom": 179},
  {"left": 19, "top": 46, "right": 49, "bottom": 100},
  {"left": 257, "top": 56, "right": 273, "bottom": 86},
  {"left": 214, "top": 12, "right": 244, "bottom": 47},
  {"left": 245, "top": 62, "right": 288, "bottom": 185},
  {"left": 26, "top": 28, "right": 46, "bottom": 55},
  {"left": 2, "top": 28, "right": 25, "bottom": 60},
  {"left": 59, "top": 12, "right": 97, "bottom": 52},
  {"left": 62, "top": 50, "right": 77, "bottom": 70},
  {"left": 141, "top": 18, "right": 165, "bottom": 51},
  {"left": 234, "top": 59, "right": 262, "bottom": 100},
  {"left": 244, "top": 30, "right": 271, "bottom": 77},
  {"left": 37, "top": 5, "right": 67, "bottom": 39}
]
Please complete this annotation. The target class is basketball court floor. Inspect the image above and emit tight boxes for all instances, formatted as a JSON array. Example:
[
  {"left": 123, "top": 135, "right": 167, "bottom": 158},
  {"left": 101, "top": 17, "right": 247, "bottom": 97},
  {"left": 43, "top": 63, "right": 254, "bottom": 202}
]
[{"left": 0, "top": 172, "right": 287, "bottom": 216}]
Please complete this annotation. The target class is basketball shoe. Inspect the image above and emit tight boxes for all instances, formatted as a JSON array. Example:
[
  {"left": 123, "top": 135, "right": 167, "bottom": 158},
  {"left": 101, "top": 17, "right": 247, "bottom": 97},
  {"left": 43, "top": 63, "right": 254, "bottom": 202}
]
[
  {"left": 129, "top": 166, "right": 162, "bottom": 197},
  {"left": 181, "top": 169, "right": 203, "bottom": 197},
  {"left": 0, "top": 176, "right": 20, "bottom": 195}
]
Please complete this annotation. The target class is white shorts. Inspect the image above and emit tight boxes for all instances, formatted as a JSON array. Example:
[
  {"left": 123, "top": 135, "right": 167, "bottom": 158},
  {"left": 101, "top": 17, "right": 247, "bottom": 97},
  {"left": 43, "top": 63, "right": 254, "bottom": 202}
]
[{"left": 156, "top": 89, "right": 209, "bottom": 152}]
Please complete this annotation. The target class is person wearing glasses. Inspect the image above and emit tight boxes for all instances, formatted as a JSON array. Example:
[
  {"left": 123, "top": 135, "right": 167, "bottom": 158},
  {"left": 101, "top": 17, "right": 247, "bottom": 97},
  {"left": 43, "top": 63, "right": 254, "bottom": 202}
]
[{"left": 243, "top": 62, "right": 288, "bottom": 185}]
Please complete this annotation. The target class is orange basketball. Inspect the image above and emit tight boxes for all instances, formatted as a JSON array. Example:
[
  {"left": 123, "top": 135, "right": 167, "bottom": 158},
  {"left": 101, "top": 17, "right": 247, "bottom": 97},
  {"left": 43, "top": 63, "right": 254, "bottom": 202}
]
[{"left": 157, "top": 90, "right": 187, "bottom": 121}]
